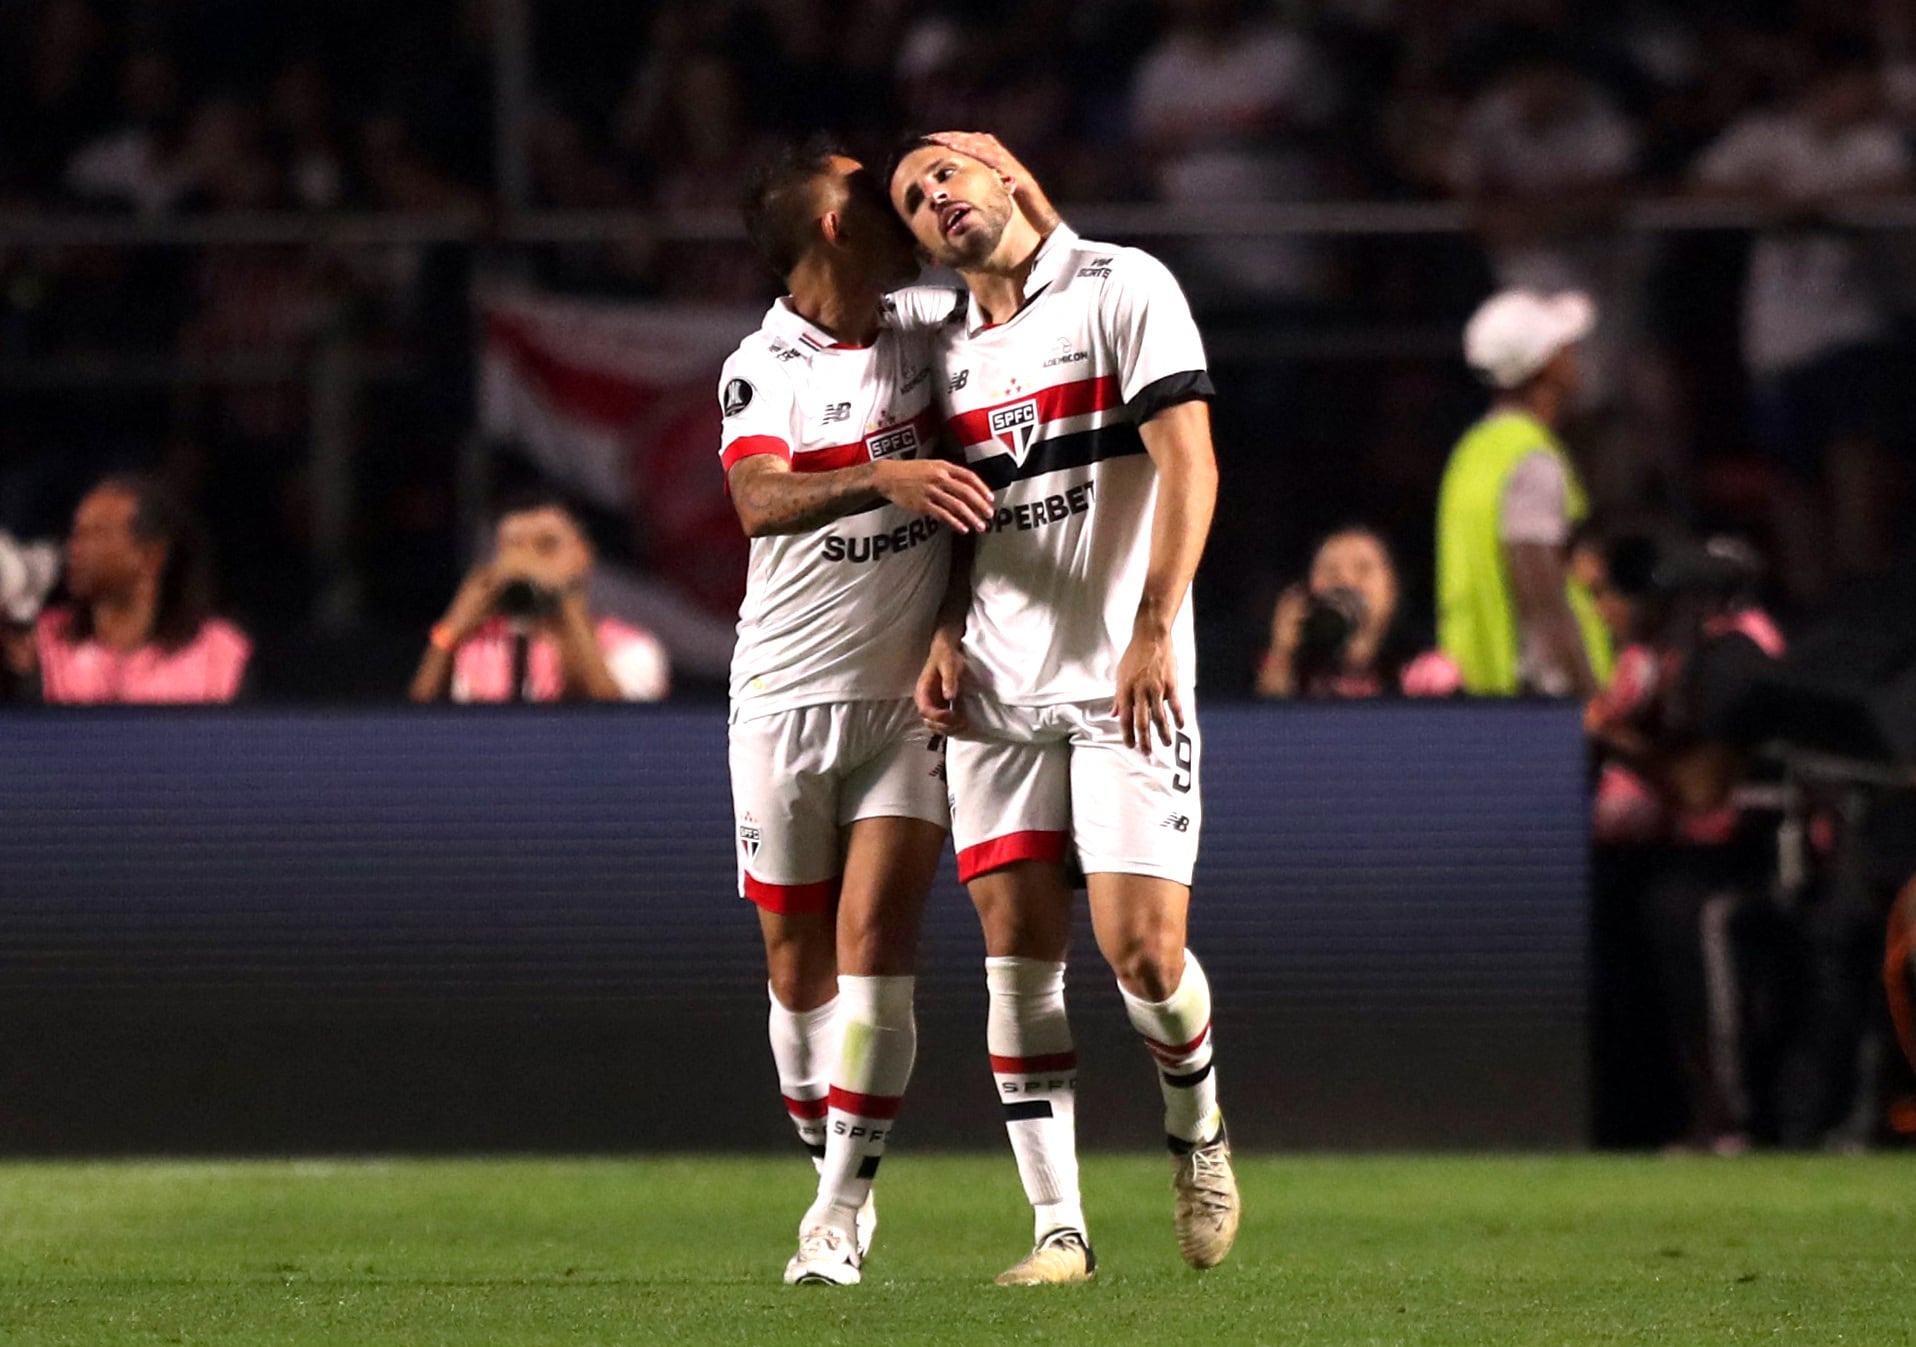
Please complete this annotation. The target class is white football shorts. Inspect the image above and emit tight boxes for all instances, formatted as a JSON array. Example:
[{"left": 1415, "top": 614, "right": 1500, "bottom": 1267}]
[
  {"left": 947, "top": 696, "right": 1202, "bottom": 887},
  {"left": 728, "top": 697, "right": 949, "bottom": 914}
]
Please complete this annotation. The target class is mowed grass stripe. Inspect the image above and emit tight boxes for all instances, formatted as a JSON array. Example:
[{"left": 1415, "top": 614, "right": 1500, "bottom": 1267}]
[{"left": 0, "top": 1155, "right": 1909, "bottom": 1345}]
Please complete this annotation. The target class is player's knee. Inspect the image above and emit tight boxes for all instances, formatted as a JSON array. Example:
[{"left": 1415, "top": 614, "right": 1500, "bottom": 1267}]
[
  {"left": 1104, "top": 930, "right": 1186, "bottom": 1002},
  {"left": 764, "top": 934, "right": 836, "bottom": 1012}
]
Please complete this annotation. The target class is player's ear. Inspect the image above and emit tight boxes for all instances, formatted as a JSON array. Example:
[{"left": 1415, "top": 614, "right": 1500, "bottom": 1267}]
[{"left": 819, "top": 209, "right": 845, "bottom": 248}]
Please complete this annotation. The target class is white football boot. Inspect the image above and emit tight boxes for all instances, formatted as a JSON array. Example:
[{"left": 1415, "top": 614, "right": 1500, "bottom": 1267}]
[{"left": 783, "top": 1224, "right": 861, "bottom": 1286}]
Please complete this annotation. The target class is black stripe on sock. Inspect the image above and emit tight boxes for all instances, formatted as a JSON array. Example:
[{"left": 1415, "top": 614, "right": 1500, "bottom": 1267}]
[
  {"left": 805, "top": 1143, "right": 826, "bottom": 1160},
  {"left": 1162, "top": 1063, "right": 1214, "bottom": 1090},
  {"left": 856, "top": 1155, "right": 883, "bottom": 1180},
  {"left": 1002, "top": 1100, "right": 1054, "bottom": 1122}
]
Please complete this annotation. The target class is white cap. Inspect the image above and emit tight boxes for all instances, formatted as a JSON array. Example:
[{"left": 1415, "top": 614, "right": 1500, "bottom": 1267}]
[{"left": 1463, "top": 289, "right": 1595, "bottom": 389}]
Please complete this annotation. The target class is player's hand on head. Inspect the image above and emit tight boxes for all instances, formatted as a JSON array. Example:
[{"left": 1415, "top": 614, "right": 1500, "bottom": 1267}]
[
  {"left": 915, "top": 635, "right": 968, "bottom": 735},
  {"left": 1113, "top": 630, "right": 1184, "bottom": 753},
  {"left": 873, "top": 459, "right": 995, "bottom": 533},
  {"left": 925, "top": 131, "right": 1060, "bottom": 234}
]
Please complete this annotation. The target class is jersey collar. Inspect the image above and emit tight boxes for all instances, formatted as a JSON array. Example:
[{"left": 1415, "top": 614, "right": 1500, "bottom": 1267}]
[
  {"left": 964, "top": 224, "right": 1080, "bottom": 336},
  {"left": 763, "top": 297, "right": 886, "bottom": 352}
]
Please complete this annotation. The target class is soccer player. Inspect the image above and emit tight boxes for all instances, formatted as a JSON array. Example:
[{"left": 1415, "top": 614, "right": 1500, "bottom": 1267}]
[
  {"left": 720, "top": 139, "right": 998, "bottom": 1286},
  {"left": 890, "top": 136, "right": 1241, "bottom": 1282}
]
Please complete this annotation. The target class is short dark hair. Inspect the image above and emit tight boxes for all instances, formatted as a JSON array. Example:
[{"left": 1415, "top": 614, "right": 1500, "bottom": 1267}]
[
  {"left": 881, "top": 133, "right": 942, "bottom": 199},
  {"left": 742, "top": 134, "right": 847, "bottom": 281},
  {"left": 492, "top": 487, "right": 579, "bottom": 528},
  {"left": 69, "top": 474, "right": 215, "bottom": 651}
]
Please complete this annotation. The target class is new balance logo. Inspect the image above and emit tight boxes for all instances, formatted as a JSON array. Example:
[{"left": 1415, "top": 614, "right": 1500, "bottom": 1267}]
[
  {"left": 947, "top": 370, "right": 970, "bottom": 392},
  {"left": 821, "top": 401, "right": 853, "bottom": 425},
  {"left": 1161, "top": 813, "right": 1191, "bottom": 833}
]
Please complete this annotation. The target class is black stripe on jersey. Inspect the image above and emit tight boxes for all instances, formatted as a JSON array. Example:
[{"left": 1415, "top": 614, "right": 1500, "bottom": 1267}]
[
  {"left": 1129, "top": 370, "right": 1215, "bottom": 423},
  {"left": 1002, "top": 1100, "right": 1055, "bottom": 1122},
  {"left": 971, "top": 421, "right": 1147, "bottom": 490}
]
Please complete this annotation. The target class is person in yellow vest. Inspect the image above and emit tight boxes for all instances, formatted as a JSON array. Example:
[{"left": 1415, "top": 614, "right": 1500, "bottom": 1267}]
[{"left": 1437, "top": 289, "right": 1615, "bottom": 697}]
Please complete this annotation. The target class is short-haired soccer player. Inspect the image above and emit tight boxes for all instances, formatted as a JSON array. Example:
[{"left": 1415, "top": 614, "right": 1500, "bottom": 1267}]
[
  {"left": 720, "top": 139, "right": 999, "bottom": 1286},
  {"left": 890, "top": 136, "right": 1241, "bottom": 1283}
]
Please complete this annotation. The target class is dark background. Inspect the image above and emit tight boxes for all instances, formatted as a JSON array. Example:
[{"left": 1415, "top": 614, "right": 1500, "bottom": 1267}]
[{"left": 0, "top": 701, "right": 1588, "bottom": 1152}]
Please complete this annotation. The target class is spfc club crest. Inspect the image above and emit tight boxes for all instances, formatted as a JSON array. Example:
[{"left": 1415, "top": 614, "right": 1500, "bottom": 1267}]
[
  {"left": 738, "top": 821, "right": 761, "bottom": 858},
  {"left": 988, "top": 399, "right": 1040, "bottom": 465}
]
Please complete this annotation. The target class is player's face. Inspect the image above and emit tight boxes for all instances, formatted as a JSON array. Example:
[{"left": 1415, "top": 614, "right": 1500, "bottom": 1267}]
[
  {"left": 495, "top": 507, "right": 591, "bottom": 589},
  {"left": 889, "top": 146, "right": 1013, "bottom": 269},
  {"left": 825, "top": 156, "right": 918, "bottom": 289},
  {"left": 65, "top": 487, "right": 153, "bottom": 601},
  {"left": 1310, "top": 531, "right": 1397, "bottom": 639}
]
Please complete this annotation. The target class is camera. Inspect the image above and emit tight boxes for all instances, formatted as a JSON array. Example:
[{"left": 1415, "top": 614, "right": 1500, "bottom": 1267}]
[
  {"left": 0, "top": 531, "right": 60, "bottom": 626},
  {"left": 494, "top": 578, "right": 559, "bottom": 621},
  {"left": 1297, "top": 586, "right": 1368, "bottom": 666}
]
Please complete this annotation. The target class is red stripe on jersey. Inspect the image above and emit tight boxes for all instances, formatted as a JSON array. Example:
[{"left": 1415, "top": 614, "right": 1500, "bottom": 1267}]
[
  {"left": 742, "top": 873, "right": 841, "bottom": 914},
  {"left": 1142, "top": 1022, "right": 1211, "bottom": 1060},
  {"left": 989, "top": 1051, "right": 1079, "bottom": 1075},
  {"left": 956, "top": 829, "right": 1070, "bottom": 884},
  {"left": 947, "top": 375, "right": 1122, "bottom": 449},
  {"left": 783, "top": 1094, "right": 829, "bottom": 1121},
  {"left": 721, "top": 435, "right": 792, "bottom": 471},
  {"left": 792, "top": 440, "right": 870, "bottom": 473},
  {"left": 827, "top": 1087, "right": 904, "bottom": 1119},
  {"left": 791, "top": 407, "right": 941, "bottom": 473}
]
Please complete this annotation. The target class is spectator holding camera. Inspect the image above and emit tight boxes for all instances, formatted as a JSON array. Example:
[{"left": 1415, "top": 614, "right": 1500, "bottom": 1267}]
[
  {"left": 12, "top": 476, "right": 251, "bottom": 705},
  {"left": 410, "top": 492, "right": 669, "bottom": 704},
  {"left": 1256, "top": 527, "right": 1459, "bottom": 699}
]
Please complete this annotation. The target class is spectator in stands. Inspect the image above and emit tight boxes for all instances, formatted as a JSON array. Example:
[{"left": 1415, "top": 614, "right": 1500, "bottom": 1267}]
[
  {"left": 1690, "top": 35, "right": 1910, "bottom": 601},
  {"left": 1438, "top": 288, "right": 1613, "bottom": 698},
  {"left": 1445, "top": 52, "right": 1657, "bottom": 500},
  {"left": 18, "top": 474, "right": 250, "bottom": 704},
  {"left": 1256, "top": 526, "right": 1459, "bottom": 699},
  {"left": 1129, "top": 0, "right": 1341, "bottom": 308},
  {"left": 410, "top": 491, "right": 669, "bottom": 704},
  {"left": 1580, "top": 523, "right": 1787, "bottom": 1153}
]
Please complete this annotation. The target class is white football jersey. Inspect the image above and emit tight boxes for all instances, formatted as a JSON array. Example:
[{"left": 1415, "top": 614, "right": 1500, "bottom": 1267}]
[
  {"left": 718, "top": 293, "right": 955, "bottom": 714},
  {"left": 924, "top": 227, "right": 1213, "bottom": 706}
]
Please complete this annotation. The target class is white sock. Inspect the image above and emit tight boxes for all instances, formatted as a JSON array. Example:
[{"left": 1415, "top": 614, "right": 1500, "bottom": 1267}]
[
  {"left": 1119, "top": 950, "right": 1221, "bottom": 1149},
  {"left": 767, "top": 984, "right": 837, "bottom": 1167},
  {"left": 986, "top": 957, "right": 1085, "bottom": 1241},
  {"left": 803, "top": 975, "right": 916, "bottom": 1235}
]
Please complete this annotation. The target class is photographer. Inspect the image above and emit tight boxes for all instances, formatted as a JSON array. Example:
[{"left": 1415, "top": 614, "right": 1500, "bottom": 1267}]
[
  {"left": 12, "top": 476, "right": 250, "bottom": 705},
  {"left": 410, "top": 492, "right": 669, "bottom": 704},
  {"left": 1580, "top": 524, "right": 1787, "bottom": 1152},
  {"left": 1256, "top": 527, "right": 1459, "bottom": 699}
]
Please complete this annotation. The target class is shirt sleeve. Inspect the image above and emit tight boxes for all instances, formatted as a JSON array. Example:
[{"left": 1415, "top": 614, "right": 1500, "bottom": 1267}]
[
  {"left": 887, "top": 284, "right": 964, "bottom": 333},
  {"left": 1101, "top": 248, "right": 1213, "bottom": 419},
  {"left": 1498, "top": 451, "right": 1570, "bottom": 546},
  {"left": 717, "top": 344, "right": 798, "bottom": 472}
]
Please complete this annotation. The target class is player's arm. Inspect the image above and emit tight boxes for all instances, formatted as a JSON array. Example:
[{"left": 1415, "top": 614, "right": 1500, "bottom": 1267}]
[
  {"left": 1117, "top": 399, "right": 1218, "bottom": 750},
  {"left": 916, "top": 529, "right": 976, "bottom": 734},
  {"left": 1506, "top": 541, "right": 1599, "bottom": 699},
  {"left": 727, "top": 452, "right": 995, "bottom": 538},
  {"left": 925, "top": 131, "right": 1062, "bottom": 237},
  {"left": 409, "top": 562, "right": 502, "bottom": 702},
  {"left": 545, "top": 589, "right": 625, "bottom": 702}
]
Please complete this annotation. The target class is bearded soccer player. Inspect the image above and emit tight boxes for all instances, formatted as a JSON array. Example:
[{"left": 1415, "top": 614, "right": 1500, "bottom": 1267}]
[
  {"left": 720, "top": 139, "right": 1000, "bottom": 1286},
  {"left": 891, "top": 136, "right": 1240, "bottom": 1282}
]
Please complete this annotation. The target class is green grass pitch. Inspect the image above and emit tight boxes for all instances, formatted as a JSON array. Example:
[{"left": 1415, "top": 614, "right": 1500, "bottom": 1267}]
[{"left": 1, "top": 1154, "right": 1910, "bottom": 1345}]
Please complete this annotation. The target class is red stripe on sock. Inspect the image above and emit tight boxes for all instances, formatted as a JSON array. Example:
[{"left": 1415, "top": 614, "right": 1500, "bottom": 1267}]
[
  {"left": 827, "top": 1087, "right": 903, "bottom": 1120},
  {"left": 1143, "top": 1021, "right": 1211, "bottom": 1060},
  {"left": 989, "top": 1051, "right": 1079, "bottom": 1074},
  {"left": 956, "top": 830, "right": 1069, "bottom": 884},
  {"left": 783, "top": 1094, "right": 828, "bottom": 1121}
]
